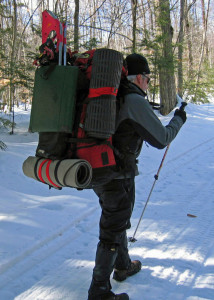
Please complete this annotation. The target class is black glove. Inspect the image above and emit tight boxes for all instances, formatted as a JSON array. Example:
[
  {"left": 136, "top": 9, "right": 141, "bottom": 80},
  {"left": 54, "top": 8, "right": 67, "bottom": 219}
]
[{"left": 174, "top": 108, "right": 187, "bottom": 123}]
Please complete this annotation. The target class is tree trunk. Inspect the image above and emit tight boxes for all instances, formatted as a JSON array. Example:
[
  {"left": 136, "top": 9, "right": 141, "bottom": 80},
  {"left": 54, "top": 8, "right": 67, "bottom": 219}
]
[
  {"left": 194, "top": 0, "right": 210, "bottom": 95},
  {"left": 156, "top": 0, "right": 176, "bottom": 115},
  {"left": 131, "top": 0, "right": 137, "bottom": 53},
  {"left": 184, "top": 3, "right": 193, "bottom": 78},
  {"left": 177, "top": 0, "right": 185, "bottom": 97},
  {"left": 9, "top": 0, "right": 17, "bottom": 113},
  {"left": 201, "top": 0, "right": 208, "bottom": 57},
  {"left": 74, "top": 0, "right": 79, "bottom": 51},
  {"left": 8, "top": 0, "right": 18, "bottom": 133}
]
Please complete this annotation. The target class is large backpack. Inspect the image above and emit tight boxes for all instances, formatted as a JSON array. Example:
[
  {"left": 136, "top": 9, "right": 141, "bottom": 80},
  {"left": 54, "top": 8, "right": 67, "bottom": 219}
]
[
  {"left": 66, "top": 48, "right": 125, "bottom": 187},
  {"left": 23, "top": 10, "right": 127, "bottom": 190},
  {"left": 23, "top": 43, "right": 126, "bottom": 189}
]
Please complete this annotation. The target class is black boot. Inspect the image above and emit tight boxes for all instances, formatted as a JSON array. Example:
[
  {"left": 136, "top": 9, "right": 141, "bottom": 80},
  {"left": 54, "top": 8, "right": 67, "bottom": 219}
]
[
  {"left": 102, "top": 292, "right": 129, "bottom": 300},
  {"left": 88, "top": 242, "right": 129, "bottom": 299},
  {"left": 88, "top": 278, "right": 129, "bottom": 300},
  {"left": 88, "top": 289, "right": 129, "bottom": 300},
  {"left": 114, "top": 232, "right": 131, "bottom": 272},
  {"left": 113, "top": 260, "right": 142, "bottom": 282},
  {"left": 92, "top": 241, "right": 118, "bottom": 282}
]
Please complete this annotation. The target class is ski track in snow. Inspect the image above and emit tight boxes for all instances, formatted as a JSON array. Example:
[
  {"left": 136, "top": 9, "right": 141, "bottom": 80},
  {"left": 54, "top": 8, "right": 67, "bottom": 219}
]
[
  {"left": 0, "top": 209, "right": 99, "bottom": 300},
  {"left": 0, "top": 207, "right": 98, "bottom": 287},
  {"left": 0, "top": 103, "right": 214, "bottom": 300}
]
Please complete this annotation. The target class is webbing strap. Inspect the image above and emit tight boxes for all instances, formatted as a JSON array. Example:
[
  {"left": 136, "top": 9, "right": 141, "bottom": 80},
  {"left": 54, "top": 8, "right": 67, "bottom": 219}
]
[
  {"left": 46, "top": 160, "right": 61, "bottom": 188},
  {"left": 67, "top": 137, "right": 97, "bottom": 144},
  {"left": 62, "top": 161, "right": 80, "bottom": 187},
  {"left": 88, "top": 87, "right": 118, "bottom": 98},
  {"left": 76, "top": 143, "right": 98, "bottom": 150},
  {"left": 54, "top": 160, "right": 63, "bottom": 186},
  {"left": 69, "top": 137, "right": 117, "bottom": 152}
]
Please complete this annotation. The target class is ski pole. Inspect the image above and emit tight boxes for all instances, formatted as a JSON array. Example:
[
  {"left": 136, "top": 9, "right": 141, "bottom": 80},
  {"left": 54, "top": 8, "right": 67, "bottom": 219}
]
[
  {"left": 58, "top": 22, "right": 63, "bottom": 66},
  {"left": 129, "top": 144, "right": 170, "bottom": 243},
  {"left": 129, "top": 101, "right": 187, "bottom": 243},
  {"left": 63, "top": 22, "right": 67, "bottom": 66}
]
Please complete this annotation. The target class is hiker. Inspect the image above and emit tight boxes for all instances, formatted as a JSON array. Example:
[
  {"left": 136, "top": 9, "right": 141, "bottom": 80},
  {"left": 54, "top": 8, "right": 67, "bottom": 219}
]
[{"left": 88, "top": 53, "right": 187, "bottom": 300}]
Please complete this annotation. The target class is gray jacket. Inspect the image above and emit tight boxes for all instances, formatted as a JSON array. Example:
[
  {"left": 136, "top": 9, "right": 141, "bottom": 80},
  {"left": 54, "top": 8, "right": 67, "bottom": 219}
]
[{"left": 113, "top": 82, "right": 184, "bottom": 177}]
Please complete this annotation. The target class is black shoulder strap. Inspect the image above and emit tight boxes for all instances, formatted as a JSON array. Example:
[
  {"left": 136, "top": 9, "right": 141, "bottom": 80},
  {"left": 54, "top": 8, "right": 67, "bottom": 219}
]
[{"left": 118, "top": 79, "right": 162, "bottom": 110}]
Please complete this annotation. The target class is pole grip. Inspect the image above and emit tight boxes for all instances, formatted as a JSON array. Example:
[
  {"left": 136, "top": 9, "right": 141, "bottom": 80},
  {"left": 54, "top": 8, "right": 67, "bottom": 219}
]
[{"left": 180, "top": 102, "right": 187, "bottom": 111}]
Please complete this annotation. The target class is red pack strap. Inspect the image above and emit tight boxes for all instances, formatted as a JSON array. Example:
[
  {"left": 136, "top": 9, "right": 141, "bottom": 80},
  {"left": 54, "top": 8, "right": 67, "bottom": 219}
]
[
  {"left": 46, "top": 160, "right": 61, "bottom": 188},
  {"left": 88, "top": 87, "right": 118, "bottom": 98},
  {"left": 38, "top": 159, "right": 49, "bottom": 183}
]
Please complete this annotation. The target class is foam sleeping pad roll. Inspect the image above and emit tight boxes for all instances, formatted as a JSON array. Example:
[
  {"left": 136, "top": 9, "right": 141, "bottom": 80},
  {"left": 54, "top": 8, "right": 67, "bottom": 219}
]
[
  {"left": 22, "top": 156, "right": 92, "bottom": 189},
  {"left": 84, "top": 49, "right": 124, "bottom": 139}
]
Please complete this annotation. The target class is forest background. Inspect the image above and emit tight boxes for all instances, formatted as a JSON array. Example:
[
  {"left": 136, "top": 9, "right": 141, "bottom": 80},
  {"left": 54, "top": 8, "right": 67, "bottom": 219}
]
[{"left": 0, "top": 0, "right": 213, "bottom": 137}]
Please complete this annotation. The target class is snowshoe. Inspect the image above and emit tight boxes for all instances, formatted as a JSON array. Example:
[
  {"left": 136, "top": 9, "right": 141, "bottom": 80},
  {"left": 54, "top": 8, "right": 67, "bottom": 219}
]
[
  {"left": 88, "top": 291, "right": 129, "bottom": 300},
  {"left": 113, "top": 260, "right": 142, "bottom": 282}
]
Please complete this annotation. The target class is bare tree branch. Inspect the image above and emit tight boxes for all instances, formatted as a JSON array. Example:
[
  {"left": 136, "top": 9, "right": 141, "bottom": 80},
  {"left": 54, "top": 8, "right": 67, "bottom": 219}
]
[{"left": 81, "top": 0, "right": 108, "bottom": 25}]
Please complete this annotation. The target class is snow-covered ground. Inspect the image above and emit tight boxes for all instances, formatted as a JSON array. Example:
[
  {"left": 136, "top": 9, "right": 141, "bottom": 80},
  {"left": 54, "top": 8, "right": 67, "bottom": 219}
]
[{"left": 0, "top": 101, "right": 214, "bottom": 300}]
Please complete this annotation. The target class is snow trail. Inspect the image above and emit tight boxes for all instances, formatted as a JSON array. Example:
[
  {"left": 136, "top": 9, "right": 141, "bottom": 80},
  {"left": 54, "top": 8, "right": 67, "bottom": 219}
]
[{"left": 0, "top": 102, "right": 214, "bottom": 300}]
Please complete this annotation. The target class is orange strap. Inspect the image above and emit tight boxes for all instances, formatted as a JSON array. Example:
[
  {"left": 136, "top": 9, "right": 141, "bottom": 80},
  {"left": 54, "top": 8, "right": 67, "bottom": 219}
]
[{"left": 88, "top": 87, "right": 118, "bottom": 98}]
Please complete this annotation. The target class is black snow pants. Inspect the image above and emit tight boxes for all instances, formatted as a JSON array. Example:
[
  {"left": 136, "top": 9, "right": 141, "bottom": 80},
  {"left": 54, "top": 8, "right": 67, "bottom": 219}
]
[{"left": 88, "top": 177, "right": 135, "bottom": 297}]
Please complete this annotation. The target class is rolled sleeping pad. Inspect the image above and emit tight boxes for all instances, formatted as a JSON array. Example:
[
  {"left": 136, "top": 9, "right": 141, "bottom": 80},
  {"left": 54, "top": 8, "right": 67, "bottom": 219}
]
[
  {"left": 84, "top": 48, "right": 124, "bottom": 139},
  {"left": 23, "top": 156, "right": 92, "bottom": 189}
]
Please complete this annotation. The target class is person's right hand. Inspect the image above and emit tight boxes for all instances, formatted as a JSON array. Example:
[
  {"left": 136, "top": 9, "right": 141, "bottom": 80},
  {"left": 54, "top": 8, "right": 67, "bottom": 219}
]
[{"left": 174, "top": 108, "right": 187, "bottom": 123}]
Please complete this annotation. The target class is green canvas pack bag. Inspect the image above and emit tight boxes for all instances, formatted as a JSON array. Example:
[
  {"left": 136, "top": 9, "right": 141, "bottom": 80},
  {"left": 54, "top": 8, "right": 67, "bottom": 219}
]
[
  {"left": 29, "top": 64, "right": 88, "bottom": 160},
  {"left": 29, "top": 65, "right": 80, "bottom": 133}
]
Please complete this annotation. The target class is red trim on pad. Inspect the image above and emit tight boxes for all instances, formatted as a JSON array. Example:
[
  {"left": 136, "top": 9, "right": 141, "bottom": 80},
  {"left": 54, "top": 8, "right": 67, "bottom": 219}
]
[
  {"left": 46, "top": 160, "right": 61, "bottom": 188},
  {"left": 38, "top": 159, "right": 49, "bottom": 183}
]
